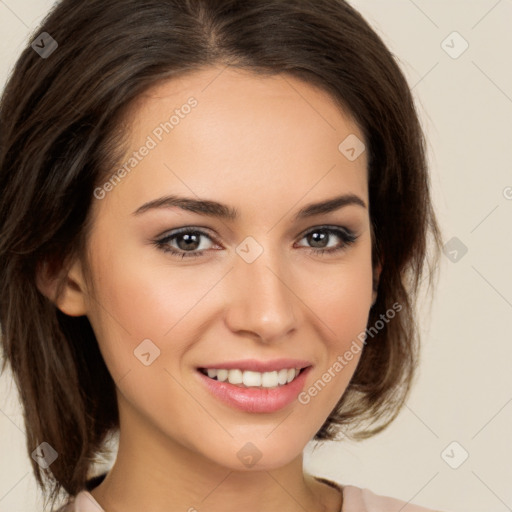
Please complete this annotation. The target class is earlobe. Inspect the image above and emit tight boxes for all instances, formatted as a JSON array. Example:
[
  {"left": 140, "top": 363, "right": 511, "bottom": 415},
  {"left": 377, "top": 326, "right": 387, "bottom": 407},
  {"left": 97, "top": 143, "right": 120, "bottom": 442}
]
[{"left": 35, "top": 257, "right": 89, "bottom": 317}]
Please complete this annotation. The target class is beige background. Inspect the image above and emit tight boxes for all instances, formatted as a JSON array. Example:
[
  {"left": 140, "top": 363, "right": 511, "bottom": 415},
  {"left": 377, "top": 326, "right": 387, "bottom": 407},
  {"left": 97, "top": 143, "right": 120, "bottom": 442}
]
[{"left": 1, "top": 1, "right": 511, "bottom": 511}]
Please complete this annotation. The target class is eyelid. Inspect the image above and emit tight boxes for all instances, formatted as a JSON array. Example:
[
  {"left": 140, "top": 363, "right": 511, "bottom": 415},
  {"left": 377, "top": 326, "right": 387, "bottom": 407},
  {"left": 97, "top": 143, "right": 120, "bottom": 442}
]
[
  {"left": 153, "top": 224, "right": 358, "bottom": 259},
  {"left": 156, "top": 226, "right": 222, "bottom": 249},
  {"left": 299, "top": 224, "right": 355, "bottom": 237}
]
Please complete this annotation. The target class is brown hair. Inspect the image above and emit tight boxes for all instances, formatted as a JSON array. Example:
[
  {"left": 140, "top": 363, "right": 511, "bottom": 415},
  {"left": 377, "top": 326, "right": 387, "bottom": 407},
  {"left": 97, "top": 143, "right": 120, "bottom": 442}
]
[{"left": 0, "top": 0, "right": 441, "bottom": 508}]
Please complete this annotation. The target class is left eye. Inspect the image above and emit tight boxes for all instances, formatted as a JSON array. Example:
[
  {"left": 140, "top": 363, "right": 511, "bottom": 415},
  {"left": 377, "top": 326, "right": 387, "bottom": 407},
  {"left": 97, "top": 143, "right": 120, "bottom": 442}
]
[
  {"left": 296, "top": 226, "right": 357, "bottom": 254},
  {"left": 153, "top": 226, "right": 357, "bottom": 259}
]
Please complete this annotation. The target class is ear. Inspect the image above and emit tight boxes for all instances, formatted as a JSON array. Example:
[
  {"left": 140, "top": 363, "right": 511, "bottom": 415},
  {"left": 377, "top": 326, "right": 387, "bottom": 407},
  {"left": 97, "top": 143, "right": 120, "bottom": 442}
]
[
  {"left": 36, "top": 256, "right": 89, "bottom": 316},
  {"left": 371, "top": 260, "right": 382, "bottom": 306}
]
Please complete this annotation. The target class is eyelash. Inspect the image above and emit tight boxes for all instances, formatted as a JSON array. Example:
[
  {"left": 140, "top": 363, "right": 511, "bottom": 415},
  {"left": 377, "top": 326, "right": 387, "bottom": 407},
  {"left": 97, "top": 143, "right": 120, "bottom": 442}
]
[{"left": 152, "top": 226, "right": 358, "bottom": 259}]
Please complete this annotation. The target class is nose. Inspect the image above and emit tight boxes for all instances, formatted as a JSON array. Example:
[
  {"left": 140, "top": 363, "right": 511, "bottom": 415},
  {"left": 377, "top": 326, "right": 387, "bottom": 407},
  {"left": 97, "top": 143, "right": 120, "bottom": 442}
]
[{"left": 224, "top": 246, "right": 298, "bottom": 343}]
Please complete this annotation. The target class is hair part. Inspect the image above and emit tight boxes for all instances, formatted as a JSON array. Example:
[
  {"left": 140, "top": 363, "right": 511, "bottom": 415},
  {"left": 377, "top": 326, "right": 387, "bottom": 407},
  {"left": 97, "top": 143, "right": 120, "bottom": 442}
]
[{"left": 0, "top": 0, "right": 441, "bottom": 508}]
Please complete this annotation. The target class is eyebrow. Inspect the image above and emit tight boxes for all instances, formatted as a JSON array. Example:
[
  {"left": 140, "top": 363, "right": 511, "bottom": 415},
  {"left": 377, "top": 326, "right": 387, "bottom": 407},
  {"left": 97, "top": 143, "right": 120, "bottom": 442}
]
[{"left": 132, "top": 193, "right": 366, "bottom": 220}]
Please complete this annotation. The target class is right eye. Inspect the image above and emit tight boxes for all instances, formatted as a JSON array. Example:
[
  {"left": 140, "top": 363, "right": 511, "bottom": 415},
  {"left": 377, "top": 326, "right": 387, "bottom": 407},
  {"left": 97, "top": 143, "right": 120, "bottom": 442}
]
[{"left": 153, "top": 228, "right": 220, "bottom": 259}]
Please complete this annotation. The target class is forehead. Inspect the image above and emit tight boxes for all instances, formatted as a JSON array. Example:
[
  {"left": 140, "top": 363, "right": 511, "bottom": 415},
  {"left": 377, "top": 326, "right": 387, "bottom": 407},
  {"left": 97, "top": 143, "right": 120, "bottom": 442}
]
[{"left": 94, "top": 67, "right": 368, "bottom": 222}]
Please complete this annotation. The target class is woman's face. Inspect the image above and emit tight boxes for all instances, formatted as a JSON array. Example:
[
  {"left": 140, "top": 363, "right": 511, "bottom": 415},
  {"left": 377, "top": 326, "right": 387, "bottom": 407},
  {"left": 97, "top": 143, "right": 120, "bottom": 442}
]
[{"left": 79, "top": 67, "right": 375, "bottom": 471}]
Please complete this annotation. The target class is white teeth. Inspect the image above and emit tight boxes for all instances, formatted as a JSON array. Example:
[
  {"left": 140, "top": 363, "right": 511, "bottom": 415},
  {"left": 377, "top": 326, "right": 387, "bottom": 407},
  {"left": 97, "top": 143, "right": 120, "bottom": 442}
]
[
  {"left": 242, "top": 370, "right": 262, "bottom": 387},
  {"left": 202, "top": 367, "right": 302, "bottom": 388},
  {"left": 228, "top": 369, "right": 243, "bottom": 385},
  {"left": 217, "top": 369, "right": 228, "bottom": 382},
  {"left": 277, "top": 368, "right": 288, "bottom": 385},
  {"left": 261, "top": 371, "right": 278, "bottom": 387}
]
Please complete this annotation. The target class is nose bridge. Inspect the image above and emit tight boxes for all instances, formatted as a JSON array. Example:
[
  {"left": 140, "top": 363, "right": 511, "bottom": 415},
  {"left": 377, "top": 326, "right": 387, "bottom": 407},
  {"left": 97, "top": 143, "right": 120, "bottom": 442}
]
[{"left": 225, "top": 236, "right": 298, "bottom": 341}]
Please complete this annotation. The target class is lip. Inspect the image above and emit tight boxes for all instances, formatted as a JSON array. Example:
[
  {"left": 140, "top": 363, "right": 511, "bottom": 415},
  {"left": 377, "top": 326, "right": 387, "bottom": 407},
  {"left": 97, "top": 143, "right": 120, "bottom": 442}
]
[
  {"left": 197, "top": 358, "right": 312, "bottom": 373},
  {"left": 197, "top": 366, "right": 312, "bottom": 413}
]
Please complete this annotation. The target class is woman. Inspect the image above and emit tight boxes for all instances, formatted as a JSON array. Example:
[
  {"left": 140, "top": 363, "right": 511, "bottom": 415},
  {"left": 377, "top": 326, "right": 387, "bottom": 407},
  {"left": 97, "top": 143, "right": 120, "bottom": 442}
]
[{"left": 0, "top": 1, "right": 443, "bottom": 511}]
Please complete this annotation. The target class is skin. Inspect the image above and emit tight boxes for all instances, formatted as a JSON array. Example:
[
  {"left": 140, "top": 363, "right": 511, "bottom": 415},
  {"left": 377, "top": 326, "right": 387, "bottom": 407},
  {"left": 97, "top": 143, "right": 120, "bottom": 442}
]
[{"left": 40, "top": 66, "right": 380, "bottom": 512}]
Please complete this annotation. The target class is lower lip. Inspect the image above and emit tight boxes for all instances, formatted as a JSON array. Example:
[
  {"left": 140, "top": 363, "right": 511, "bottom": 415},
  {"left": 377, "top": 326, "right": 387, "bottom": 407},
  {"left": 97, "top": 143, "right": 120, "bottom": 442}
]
[{"left": 197, "top": 367, "right": 312, "bottom": 413}]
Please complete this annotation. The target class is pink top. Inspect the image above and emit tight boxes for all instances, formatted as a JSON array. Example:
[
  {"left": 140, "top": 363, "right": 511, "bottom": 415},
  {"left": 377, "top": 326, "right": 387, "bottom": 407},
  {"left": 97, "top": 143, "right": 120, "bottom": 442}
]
[{"left": 55, "top": 476, "right": 444, "bottom": 512}]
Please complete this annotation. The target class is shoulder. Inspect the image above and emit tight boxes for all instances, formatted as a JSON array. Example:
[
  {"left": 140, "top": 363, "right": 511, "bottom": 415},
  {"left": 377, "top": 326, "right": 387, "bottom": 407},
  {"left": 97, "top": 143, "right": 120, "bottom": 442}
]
[
  {"left": 314, "top": 476, "right": 445, "bottom": 512},
  {"left": 342, "top": 484, "right": 445, "bottom": 512}
]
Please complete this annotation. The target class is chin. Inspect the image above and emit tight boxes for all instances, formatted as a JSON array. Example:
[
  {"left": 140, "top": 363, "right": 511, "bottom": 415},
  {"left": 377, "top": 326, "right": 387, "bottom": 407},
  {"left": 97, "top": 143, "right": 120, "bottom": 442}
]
[{"left": 203, "top": 438, "right": 306, "bottom": 472}]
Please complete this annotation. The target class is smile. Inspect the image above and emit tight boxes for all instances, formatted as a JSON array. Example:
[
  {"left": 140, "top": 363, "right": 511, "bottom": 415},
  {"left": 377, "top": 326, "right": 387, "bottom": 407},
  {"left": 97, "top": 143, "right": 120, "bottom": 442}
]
[
  {"left": 198, "top": 367, "right": 305, "bottom": 388},
  {"left": 196, "top": 366, "right": 312, "bottom": 413}
]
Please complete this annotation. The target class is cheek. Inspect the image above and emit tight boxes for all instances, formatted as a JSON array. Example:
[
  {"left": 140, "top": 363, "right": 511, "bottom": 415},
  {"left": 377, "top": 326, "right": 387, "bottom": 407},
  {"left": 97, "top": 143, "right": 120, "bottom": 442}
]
[
  {"left": 312, "top": 267, "right": 372, "bottom": 332},
  {"left": 88, "top": 214, "right": 209, "bottom": 327},
  {"left": 84, "top": 259, "right": 199, "bottom": 378},
  {"left": 300, "top": 240, "right": 374, "bottom": 340}
]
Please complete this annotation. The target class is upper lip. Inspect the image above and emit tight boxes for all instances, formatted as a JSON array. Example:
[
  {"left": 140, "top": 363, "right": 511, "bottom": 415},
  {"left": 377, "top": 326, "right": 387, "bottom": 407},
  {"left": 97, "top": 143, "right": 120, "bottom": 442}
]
[{"left": 198, "top": 358, "right": 313, "bottom": 372}]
